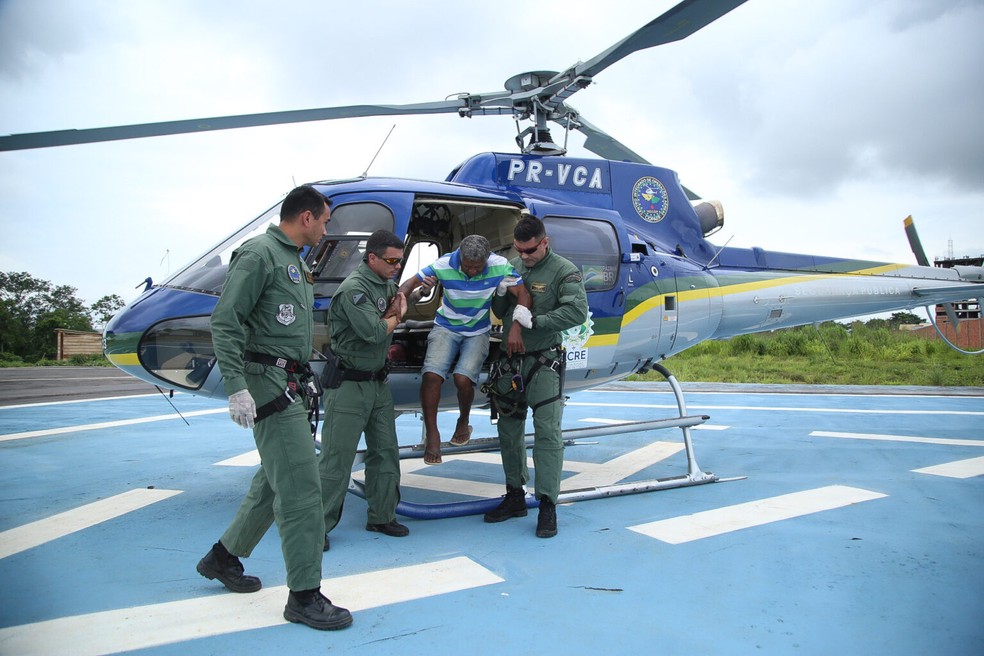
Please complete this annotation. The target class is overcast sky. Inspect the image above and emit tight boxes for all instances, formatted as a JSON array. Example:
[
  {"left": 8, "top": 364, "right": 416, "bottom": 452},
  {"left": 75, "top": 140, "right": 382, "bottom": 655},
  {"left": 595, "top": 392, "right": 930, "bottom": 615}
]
[{"left": 1, "top": 0, "right": 982, "bottom": 308}]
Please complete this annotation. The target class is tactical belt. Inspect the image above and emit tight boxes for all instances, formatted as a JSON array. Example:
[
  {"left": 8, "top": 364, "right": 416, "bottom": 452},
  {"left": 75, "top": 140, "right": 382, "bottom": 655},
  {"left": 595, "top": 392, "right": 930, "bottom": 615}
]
[
  {"left": 243, "top": 351, "right": 322, "bottom": 436},
  {"left": 342, "top": 367, "right": 389, "bottom": 382}
]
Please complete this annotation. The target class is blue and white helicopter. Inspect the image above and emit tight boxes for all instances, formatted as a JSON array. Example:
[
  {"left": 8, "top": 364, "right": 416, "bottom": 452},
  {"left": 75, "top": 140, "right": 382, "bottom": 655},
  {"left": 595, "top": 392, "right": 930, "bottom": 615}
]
[{"left": 3, "top": 0, "right": 981, "bottom": 512}]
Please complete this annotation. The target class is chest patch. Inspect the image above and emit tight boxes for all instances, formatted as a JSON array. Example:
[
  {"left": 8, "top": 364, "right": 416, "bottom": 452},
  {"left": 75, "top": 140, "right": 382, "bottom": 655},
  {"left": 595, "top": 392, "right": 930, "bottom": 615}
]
[
  {"left": 530, "top": 282, "right": 548, "bottom": 294},
  {"left": 377, "top": 297, "right": 388, "bottom": 313},
  {"left": 276, "top": 304, "right": 296, "bottom": 326},
  {"left": 287, "top": 264, "right": 301, "bottom": 284}
]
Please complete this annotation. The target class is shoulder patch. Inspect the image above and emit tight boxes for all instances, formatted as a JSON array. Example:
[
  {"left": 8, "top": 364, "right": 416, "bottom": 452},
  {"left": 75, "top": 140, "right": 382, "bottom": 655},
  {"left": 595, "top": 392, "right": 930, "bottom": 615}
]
[
  {"left": 563, "top": 271, "right": 583, "bottom": 284},
  {"left": 287, "top": 264, "right": 302, "bottom": 284},
  {"left": 352, "top": 292, "right": 366, "bottom": 305}
]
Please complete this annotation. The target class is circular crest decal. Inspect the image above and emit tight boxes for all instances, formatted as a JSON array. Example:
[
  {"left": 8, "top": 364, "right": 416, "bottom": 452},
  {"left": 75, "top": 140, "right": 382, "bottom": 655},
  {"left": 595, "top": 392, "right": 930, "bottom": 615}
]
[
  {"left": 287, "top": 264, "right": 302, "bottom": 284},
  {"left": 631, "top": 176, "right": 669, "bottom": 223}
]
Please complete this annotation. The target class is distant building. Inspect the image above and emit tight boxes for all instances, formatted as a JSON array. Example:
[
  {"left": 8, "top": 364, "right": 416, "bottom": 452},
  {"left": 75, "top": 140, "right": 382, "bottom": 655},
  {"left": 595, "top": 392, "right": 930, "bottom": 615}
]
[
  {"left": 55, "top": 329, "right": 103, "bottom": 360},
  {"left": 933, "top": 254, "right": 982, "bottom": 320}
]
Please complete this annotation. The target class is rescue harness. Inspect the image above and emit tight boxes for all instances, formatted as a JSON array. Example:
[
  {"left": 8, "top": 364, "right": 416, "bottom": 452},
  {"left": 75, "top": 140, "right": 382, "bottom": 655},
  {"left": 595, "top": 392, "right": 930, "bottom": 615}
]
[
  {"left": 482, "top": 345, "right": 566, "bottom": 421},
  {"left": 244, "top": 351, "right": 322, "bottom": 437}
]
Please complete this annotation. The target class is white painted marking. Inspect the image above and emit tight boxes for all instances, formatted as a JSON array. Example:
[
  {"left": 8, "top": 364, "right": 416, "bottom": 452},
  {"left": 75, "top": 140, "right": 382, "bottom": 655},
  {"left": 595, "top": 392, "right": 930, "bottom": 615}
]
[
  {"left": 913, "top": 456, "right": 984, "bottom": 479},
  {"left": 387, "top": 472, "right": 507, "bottom": 498},
  {"left": 0, "top": 392, "right": 159, "bottom": 410},
  {"left": 628, "top": 485, "right": 887, "bottom": 544},
  {"left": 567, "top": 401, "right": 984, "bottom": 416},
  {"left": 811, "top": 431, "right": 984, "bottom": 447},
  {"left": 0, "top": 488, "right": 182, "bottom": 559},
  {"left": 590, "top": 388, "right": 978, "bottom": 401},
  {"left": 0, "top": 408, "right": 227, "bottom": 443},
  {"left": 563, "top": 442, "right": 683, "bottom": 489},
  {"left": 440, "top": 451, "right": 595, "bottom": 473},
  {"left": 216, "top": 450, "right": 261, "bottom": 467},
  {"left": 380, "top": 444, "right": 683, "bottom": 498},
  {"left": 0, "top": 557, "right": 503, "bottom": 655}
]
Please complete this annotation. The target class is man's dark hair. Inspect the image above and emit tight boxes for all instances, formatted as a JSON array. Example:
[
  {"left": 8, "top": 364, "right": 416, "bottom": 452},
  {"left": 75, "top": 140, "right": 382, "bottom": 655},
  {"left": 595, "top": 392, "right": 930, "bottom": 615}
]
[
  {"left": 514, "top": 216, "right": 546, "bottom": 242},
  {"left": 280, "top": 185, "right": 329, "bottom": 222},
  {"left": 365, "top": 230, "right": 404, "bottom": 259}
]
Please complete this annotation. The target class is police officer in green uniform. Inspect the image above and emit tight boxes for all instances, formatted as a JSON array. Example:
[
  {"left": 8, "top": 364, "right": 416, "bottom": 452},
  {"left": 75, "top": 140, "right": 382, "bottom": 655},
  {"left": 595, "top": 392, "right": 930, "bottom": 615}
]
[
  {"left": 484, "top": 215, "right": 588, "bottom": 538},
  {"left": 196, "top": 185, "right": 352, "bottom": 631},
  {"left": 320, "top": 230, "right": 410, "bottom": 547}
]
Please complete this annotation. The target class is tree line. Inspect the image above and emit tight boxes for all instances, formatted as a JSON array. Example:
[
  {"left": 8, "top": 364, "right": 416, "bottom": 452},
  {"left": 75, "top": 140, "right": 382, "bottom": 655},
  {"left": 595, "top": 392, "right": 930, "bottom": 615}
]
[{"left": 0, "top": 271, "right": 126, "bottom": 363}]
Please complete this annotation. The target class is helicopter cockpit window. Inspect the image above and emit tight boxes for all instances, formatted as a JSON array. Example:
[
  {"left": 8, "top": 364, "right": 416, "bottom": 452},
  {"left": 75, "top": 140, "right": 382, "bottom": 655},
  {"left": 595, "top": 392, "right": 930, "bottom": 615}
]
[
  {"left": 138, "top": 316, "right": 216, "bottom": 390},
  {"left": 165, "top": 203, "right": 281, "bottom": 295},
  {"left": 542, "top": 217, "right": 620, "bottom": 292},
  {"left": 307, "top": 202, "right": 395, "bottom": 297}
]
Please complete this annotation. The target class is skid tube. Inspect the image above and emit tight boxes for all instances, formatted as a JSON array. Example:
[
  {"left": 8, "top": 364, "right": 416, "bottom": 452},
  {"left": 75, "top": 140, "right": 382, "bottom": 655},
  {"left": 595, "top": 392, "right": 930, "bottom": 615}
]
[{"left": 344, "top": 363, "right": 730, "bottom": 519}]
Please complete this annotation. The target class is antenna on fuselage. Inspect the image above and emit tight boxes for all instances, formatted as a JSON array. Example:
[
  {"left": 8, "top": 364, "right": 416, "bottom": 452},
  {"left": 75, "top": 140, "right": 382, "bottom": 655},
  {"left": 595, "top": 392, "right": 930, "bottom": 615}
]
[
  {"left": 362, "top": 124, "right": 396, "bottom": 178},
  {"left": 705, "top": 235, "right": 734, "bottom": 269}
]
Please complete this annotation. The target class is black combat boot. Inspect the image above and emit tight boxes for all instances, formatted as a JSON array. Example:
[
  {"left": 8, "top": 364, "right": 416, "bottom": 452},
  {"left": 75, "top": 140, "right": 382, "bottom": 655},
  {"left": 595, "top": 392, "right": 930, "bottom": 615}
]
[
  {"left": 483, "top": 485, "right": 528, "bottom": 523},
  {"left": 284, "top": 589, "right": 353, "bottom": 631},
  {"left": 196, "top": 541, "right": 262, "bottom": 593},
  {"left": 536, "top": 496, "right": 557, "bottom": 538},
  {"left": 365, "top": 520, "right": 410, "bottom": 537}
]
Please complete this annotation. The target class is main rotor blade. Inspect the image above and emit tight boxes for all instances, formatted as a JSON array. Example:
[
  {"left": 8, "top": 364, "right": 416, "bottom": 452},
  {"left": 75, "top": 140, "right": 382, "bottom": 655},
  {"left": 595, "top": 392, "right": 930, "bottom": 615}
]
[
  {"left": 572, "top": 0, "right": 749, "bottom": 82},
  {"left": 0, "top": 100, "right": 467, "bottom": 151}
]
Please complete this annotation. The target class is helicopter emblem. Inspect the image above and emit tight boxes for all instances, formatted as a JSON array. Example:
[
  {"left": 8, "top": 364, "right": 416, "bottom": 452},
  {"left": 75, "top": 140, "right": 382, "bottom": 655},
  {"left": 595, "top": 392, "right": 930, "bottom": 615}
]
[{"left": 632, "top": 176, "right": 670, "bottom": 223}]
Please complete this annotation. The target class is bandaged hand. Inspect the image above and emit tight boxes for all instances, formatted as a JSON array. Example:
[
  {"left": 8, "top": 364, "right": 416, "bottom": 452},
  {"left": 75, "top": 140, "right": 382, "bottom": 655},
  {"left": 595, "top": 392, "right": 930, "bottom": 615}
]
[
  {"left": 496, "top": 275, "right": 520, "bottom": 296},
  {"left": 229, "top": 389, "right": 257, "bottom": 429},
  {"left": 512, "top": 305, "right": 533, "bottom": 329}
]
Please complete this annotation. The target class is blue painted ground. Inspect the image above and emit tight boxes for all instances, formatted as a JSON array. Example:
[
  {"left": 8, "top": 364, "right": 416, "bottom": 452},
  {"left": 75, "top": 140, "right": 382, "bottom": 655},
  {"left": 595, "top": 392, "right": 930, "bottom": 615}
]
[{"left": 1, "top": 383, "right": 982, "bottom": 655}]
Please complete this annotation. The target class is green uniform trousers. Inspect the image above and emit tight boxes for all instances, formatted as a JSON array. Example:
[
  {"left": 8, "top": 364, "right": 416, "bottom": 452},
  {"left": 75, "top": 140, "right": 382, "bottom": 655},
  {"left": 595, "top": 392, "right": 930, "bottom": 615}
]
[
  {"left": 220, "top": 363, "right": 323, "bottom": 592},
  {"left": 320, "top": 379, "right": 401, "bottom": 532},
  {"left": 496, "top": 352, "right": 565, "bottom": 503}
]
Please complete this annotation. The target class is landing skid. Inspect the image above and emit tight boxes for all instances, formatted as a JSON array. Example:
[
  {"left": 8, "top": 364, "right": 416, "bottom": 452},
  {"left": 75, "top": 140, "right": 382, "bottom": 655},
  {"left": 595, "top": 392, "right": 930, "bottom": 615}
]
[{"left": 344, "top": 363, "right": 737, "bottom": 519}]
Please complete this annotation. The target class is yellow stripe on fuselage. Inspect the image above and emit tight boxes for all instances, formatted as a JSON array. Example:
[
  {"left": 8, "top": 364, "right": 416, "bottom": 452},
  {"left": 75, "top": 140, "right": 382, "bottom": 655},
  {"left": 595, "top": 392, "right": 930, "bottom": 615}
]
[
  {"left": 107, "top": 352, "right": 140, "bottom": 367},
  {"left": 621, "top": 262, "right": 908, "bottom": 329},
  {"left": 585, "top": 333, "right": 619, "bottom": 348}
]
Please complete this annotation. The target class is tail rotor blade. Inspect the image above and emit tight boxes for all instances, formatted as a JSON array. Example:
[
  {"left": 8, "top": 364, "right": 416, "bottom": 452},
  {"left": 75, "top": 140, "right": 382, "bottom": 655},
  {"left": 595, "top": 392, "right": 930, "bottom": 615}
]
[
  {"left": 905, "top": 216, "right": 962, "bottom": 328},
  {"left": 903, "top": 215, "right": 930, "bottom": 267}
]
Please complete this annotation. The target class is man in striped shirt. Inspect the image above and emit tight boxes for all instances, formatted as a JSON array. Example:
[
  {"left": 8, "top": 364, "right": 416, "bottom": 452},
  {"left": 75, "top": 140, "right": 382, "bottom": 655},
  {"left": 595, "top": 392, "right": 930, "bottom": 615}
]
[{"left": 399, "top": 235, "right": 532, "bottom": 464}]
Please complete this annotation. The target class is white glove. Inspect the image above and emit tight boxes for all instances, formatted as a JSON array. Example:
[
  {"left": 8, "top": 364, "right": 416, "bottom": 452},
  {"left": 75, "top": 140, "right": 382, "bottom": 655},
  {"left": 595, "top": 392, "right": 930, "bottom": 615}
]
[
  {"left": 496, "top": 275, "right": 520, "bottom": 296},
  {"left": 229, "top": 389, "right": 257, "bottom": 429},
  {"left": 513, "top": 305, "right": 533, "bottom": 329}
]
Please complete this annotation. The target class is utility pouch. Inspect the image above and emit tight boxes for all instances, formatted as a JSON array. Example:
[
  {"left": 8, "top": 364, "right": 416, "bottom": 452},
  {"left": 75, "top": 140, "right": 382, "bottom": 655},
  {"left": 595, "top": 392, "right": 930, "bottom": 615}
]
[{"left": 320, "top": 346, "right": 345, "bottom": 390}]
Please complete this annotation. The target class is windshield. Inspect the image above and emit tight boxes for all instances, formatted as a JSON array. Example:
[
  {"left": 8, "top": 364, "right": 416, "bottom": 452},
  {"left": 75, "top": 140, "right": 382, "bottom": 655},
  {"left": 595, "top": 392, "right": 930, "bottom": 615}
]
[{"left": 162, "top": 199, "right": 396, "bottom": 297}]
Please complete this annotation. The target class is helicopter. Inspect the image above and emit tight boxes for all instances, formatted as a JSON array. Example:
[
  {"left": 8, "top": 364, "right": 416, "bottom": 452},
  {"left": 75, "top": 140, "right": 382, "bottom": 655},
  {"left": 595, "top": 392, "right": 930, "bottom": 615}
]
[{"left": 2, "top": 0, "right": 982, "bottom": 513}]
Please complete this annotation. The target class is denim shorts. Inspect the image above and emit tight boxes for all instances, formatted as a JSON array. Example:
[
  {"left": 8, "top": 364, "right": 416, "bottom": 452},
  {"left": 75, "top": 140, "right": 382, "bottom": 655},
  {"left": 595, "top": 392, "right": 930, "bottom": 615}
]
[{"left": 422, "top": 324, "right": 490, "bottom": 383}]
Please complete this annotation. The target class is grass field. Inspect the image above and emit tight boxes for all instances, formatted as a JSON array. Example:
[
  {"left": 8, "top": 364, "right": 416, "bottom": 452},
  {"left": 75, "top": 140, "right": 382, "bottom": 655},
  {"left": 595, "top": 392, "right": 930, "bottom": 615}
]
[{"left": 628, "top": 322, "right": 984, "bottom": 387}]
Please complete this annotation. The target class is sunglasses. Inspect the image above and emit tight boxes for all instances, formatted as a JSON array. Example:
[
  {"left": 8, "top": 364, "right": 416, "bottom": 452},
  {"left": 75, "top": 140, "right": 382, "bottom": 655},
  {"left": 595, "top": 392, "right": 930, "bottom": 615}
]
[
  {"left": 515, "top": 238, "right": 544, "bottom": 255},
  {"left": 377, "top": 256, "right": 403, "bottom": 265}
]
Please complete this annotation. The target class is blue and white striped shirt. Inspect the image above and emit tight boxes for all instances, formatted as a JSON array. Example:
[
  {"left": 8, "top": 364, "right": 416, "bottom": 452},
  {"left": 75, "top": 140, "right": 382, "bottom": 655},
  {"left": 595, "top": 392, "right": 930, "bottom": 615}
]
[{"left": 417, "top": 250, "right": 522, "bottom": 337}]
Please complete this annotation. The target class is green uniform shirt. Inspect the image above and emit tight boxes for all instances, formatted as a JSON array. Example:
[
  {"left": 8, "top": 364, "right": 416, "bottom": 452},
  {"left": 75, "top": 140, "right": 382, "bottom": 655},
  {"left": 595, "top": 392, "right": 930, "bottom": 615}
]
[
  {"left": 492, "top": 247, "right": 588, "bottom": 351},
  {"left": 328, "top": 261, "right": 397, "bottom": 371},
  {"left": 212, "top": 224, "right": 314, "bottom": 396}
]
